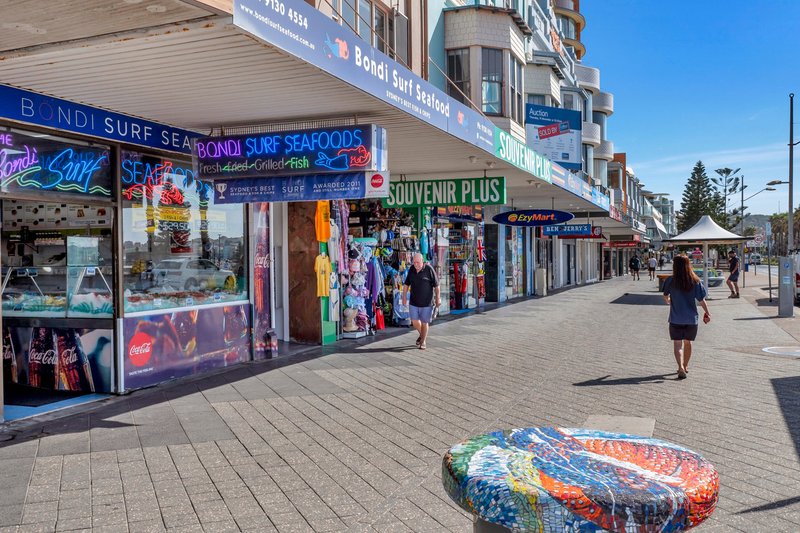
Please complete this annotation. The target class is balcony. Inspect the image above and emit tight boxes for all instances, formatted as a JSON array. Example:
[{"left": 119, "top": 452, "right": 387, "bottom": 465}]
[
  {"left": 452, "top": 0, "right": 533, "bottom": 35},
  {"left": 581, "top": 121, "right": 601, "bottom": 147},
  {"left": 553, "top": 0, "right": 586, "bottom": 30},
  {"left": 575, "top": 64, "right": 600, "bottom": 93},
  {"left": 595, "top": 139, "right": 614, "bottom": 161},
  {"left": 593, "top": 91, "right": 614, "bottom": 115}
]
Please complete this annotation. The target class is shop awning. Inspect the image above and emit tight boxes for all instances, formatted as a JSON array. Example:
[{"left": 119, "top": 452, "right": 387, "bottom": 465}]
[{"left": 0, "top": 0, "right": 609, "bottom": 215}]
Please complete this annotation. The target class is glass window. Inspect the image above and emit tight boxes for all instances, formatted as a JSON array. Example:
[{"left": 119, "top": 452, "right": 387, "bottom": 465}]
[
  {"left": 342, "top": 0, "right": 357, "bottom": 32},
  {"left": 374, "top": 7, "right": 387, "bottom": 52},
  {"left": 562, "top": 92, "right": 576, "bottom": 111},
  {"left": 447, "top": 48, "right": 470, "bottom": 104},
  {"left": 358, "top": 0, "right": 371, "bottom": 40},
  {"left": 481, "top": 48, "right": 503, "bottom": 115},
  {"left": 121, "top": 151, "right": 248, "bottom": 314},
  {"left": 527, "top": 94, "right": 546, "bottom": 105},
  {"left": 510, "top": 57, "right": 523, "bottom": 124}
]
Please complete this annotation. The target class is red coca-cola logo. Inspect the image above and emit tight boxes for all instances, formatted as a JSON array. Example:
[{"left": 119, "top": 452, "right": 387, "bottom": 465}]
[
  {"left": 128, "top": 332, "right": 154, "bottom": 367},
  {"left": 370, "top": 173, "right": 384, "bottom": 188},
  {"left": 29, "top": 349, "right": 57, "bottom": 365}
]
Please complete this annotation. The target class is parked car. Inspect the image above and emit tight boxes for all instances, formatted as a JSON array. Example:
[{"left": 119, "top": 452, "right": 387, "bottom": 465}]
[
  {"left": 153, "top": 258, "right": 235, "bottom": 290},
  {"left": 748, "top": 253, "right": 762, "bottom": 265}
]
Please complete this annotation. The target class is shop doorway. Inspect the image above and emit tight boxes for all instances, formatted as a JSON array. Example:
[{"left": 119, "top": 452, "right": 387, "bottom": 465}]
[{"left": 2, "top": 199, "right": 114, "bottom": 419}]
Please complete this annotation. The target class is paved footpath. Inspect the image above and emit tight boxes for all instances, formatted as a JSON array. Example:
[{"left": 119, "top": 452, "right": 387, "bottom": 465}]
[{"left": 1, "top": 271, "right": 799, "bottom": 532}]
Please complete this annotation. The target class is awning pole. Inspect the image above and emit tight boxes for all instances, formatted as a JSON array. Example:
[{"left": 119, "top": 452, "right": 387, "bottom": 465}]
[{"left": 703, "top": 243, "right": 709, "bottom": 294}]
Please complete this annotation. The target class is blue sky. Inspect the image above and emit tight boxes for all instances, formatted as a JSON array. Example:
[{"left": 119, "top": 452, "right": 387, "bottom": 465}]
[{"left": 581, "top": 1, "right": 800, "bottom": 216}]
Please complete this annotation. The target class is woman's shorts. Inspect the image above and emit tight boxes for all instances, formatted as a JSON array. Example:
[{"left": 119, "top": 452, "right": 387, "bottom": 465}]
[{"left": 669, "top": 323, "right": 698, "bottom": 341}]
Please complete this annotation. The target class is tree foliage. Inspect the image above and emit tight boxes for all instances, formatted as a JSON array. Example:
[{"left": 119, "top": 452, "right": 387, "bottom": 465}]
[
  {"left": 678, "top": 161, "right": 722, "bottom": 232},
  {"left": 710, "top": 167, "right": 744, "bottom": 228}
]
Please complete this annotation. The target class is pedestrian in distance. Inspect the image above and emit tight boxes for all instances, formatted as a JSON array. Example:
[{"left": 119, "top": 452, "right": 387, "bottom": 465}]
[
  {"left": 629, "top": 254, "right": 641, "bottom": 280},
  {"left": 662, "top": 255, "right": 711, "bottom": 380},
  {"left": 648, "top": 255, "right": 658, "bottom": 280},
  {"left": 726, "top": 250, "right": 740, "bottom": 298},
  {"left": 658, "top": 254, "right": 665, "bottom": 269},
  {"left": 402, "top": 253, "right": 441, "bottom": 350}
]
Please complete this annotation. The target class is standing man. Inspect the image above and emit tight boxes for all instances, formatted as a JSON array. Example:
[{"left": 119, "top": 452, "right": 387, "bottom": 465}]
[
  {"left": 629, "top": 254, "right": 641, "bottom": 280},
  {"left": 402, "top": 253, "right": 441, "bottom": 350},
  {"left": 648, "top": 255, "right": 658, "bottom": 280},
  {"left": 726, "top": 250, "right": 740, "bottom": 298}
]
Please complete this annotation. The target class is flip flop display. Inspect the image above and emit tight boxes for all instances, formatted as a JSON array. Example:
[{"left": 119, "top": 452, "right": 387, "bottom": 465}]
[{"left": 442, "top": 427, "right": 718, "bottom": 532}]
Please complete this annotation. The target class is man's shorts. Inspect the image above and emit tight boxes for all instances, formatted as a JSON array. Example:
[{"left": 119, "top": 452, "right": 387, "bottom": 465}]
[
  {"left": 728, "top": 273, "right": 739, "bottom": 282},
  {"left": 648, "top": 267, "right": 656, "bottom": 272},
  {"left": 631, "top": 267, "right": 639, "bottom": 272},
  {"left": 669, "top": 323, "right": 698, "bottom": 341},
  {"left": 409, "top": 305, "right": 434, "bottom": 324}
]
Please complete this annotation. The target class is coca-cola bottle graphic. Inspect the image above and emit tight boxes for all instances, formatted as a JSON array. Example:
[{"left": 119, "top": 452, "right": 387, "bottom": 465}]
[
  {"left": 223, "top": 306, "right": 248, "bottom": 345},
  {"left": 28, "top": 328, "right": 58, "bottom": 389},
  {"left": 55, "top": 329, "right": 94, "bottom": 392},
  {"left": 172, "top": 311, "right": 198, "bottom": 356},
  {"left": 3, "top": 328, "right": 18, "bottom": 383},
  {"left": 253, "top": 202, "right": 271, "bottom": 360}
]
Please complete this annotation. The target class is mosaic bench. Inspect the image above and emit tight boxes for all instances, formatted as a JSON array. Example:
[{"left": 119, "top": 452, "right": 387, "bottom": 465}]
[{"left": 442, "top": 427, "right": 719, "bottom": 532}]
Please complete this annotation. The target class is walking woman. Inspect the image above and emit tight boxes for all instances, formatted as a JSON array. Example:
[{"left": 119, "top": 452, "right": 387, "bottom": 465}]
[{"left": 662, "top": 255, "right": 711, "bottom": 379}]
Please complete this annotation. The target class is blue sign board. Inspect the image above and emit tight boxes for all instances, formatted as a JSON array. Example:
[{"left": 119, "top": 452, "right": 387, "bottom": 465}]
[
  {"left": 194, "top": 125, "right": 387, "bottom": 180},
  {"left": 543, "top": 224, "right": 592, "bottom": 236},
  {"left": 525, "top": 104, "right": 582, "bottom": 170},
  {"left": 0, "top": 84, "right": 200, "bottom": 154},
  {"left": 233, "top": 0, "right": 495, "bottom": 153},
  {"left": 492, "top": 209, "right": 574, "bottom": 227},
  {"left": 213, "top": 171, "right": 389, "bottom": 204},
  {"left": 0, "top": 129, "right": 112, "bottom": 197}
]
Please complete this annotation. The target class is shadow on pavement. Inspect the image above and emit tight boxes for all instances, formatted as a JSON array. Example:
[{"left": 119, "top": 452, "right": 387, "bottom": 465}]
[
  {"left": 610, "top": 294, "right": 665, "bottom": 306},
  {"left": 573, "top": 373, "right": 677, "bottom": 386},
  {"left": 772, "top": 376, "right": 800, "bottom": 464},
  {"left": 733, "top": 316, "right": 776, "bottom": 321},
  {"left": 736, "top": 495, "right": 800, "bottom": 514}
]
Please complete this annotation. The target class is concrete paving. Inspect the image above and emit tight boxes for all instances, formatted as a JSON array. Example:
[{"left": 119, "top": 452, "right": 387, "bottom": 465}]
[{"left": 0, "top": 269, "right": 799, "bottom": 532}]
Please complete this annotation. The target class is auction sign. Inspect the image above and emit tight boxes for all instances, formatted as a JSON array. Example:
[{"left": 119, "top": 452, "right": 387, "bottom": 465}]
[
  {"left": 194, "top": 125, "right": 387, "bottom": 180},
  {"left": 525, "top": 104, "right": 582, "bottom": 171}
]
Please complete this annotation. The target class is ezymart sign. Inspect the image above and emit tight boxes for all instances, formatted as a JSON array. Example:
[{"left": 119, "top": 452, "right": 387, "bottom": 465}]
[{"left": 382, "top": 177, "right": 506, "bottom": 208}]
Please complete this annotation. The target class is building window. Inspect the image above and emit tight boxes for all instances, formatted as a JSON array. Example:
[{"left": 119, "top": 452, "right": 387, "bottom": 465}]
[
  {"left": 481, "top": 48, "right": 503, "bottom": 115},
  {"left": 510, "top": 57, "right": 523, "bottom": 124},
  {"left": 527, "top": 94, "right": 546, "bottom": 106},
  {"left": 336, "top": 0, "right": 391, "bottom": 57},
  {"left": 341, "top": 0, "right": 357, "bottom": 31},
  {"left": 374, "top": 8, "right": 387, "bottom": 52},
  {"left": 562, "top": 92, "right": 576, "bottom": 111},
  {"left": 447, "top": 48, "right": 470, "bottom": 104},
  {"left": 358, "top": 0, "right": 371, "bottom": 40}
]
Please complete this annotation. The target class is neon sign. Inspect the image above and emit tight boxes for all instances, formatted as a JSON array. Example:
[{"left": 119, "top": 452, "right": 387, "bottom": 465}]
[
  {"left": 194, "top": 124, "right": 387, "bottom": 180},
  {"left": 0, "top": 132, "right": 111, "bottom": 197},
  {"left": 121, "top": 152, "right": 213, "bottom": 207}
]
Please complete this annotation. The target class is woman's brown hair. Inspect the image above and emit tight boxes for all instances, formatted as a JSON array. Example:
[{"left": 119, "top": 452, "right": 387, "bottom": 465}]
[{"left": 672, "top": 254, "right": 701, "bottom": 292}]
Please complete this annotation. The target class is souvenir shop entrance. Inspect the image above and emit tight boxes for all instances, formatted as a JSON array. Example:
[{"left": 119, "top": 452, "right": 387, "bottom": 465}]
[{"left": 432, "top": 208, "right": 485, "bottom": 316}]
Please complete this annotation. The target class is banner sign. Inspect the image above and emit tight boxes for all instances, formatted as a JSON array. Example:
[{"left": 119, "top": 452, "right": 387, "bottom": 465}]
[
  {"left": 525, "top": 104, "right": 582, "bottom": 170},
  {"left": 543, "top": 223, "right": 593, "bottom": 237},
  {"left": 557, "top": 226, "right": 603, "bottom": 239},
  {"left": 123, "top": 304, "right": 251, "bottom": 390},
  {"left": 4, "top": 325, "right": 114, "bottom": 393},
  {"left": 603, "top": 241, "right": 640, "bottom": 248},
  {"left": 212, "top": 171, "right": 389, "bottom": 204},
  {"left": 194, "top": 124, "right": 387, "bottom": 180},
  {"left": 0, "top": 129, "right": 112, "bottom": 198},
  {"left": 494, "top": 129, "right": 551, "bottom": 182},
  {"left": 382, "top": 177, "right": 506, "bottom": 208},
  {"left": 0, "top": 84, "right": 199, "bottom": 154},
  {"left": 233, "top": 0, "right": 495, "bottom": 153},
  {"left": 492, "top": 209, "right": 574, "bottom": 227}
]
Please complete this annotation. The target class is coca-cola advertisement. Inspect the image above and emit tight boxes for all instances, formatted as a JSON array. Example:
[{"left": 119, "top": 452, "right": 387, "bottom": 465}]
[
  {"left": 2, "top": 326, "right": 113, "bottom": 393},
  {"left": 122, "top": 303, "right": 251, "bottom": 390},
  {"left": 252, "top": 202, "right": 272, "bottom": 360}
]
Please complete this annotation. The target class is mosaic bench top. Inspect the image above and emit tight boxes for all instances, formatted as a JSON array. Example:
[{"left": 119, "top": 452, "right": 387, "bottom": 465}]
[{"left": 442, "top": 427, "right": 719, "bottom": 532}]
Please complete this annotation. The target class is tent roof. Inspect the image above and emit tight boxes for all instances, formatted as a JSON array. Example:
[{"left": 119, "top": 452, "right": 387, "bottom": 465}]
[{"left": 666, "top": 215, "right": 747, "bottom": 245}]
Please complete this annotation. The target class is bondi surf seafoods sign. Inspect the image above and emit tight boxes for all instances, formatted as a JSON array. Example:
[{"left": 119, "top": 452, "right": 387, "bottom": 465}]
[
  {"left": 382, "top": 177, "right": 506, "bottom": 208},
  {"left": 492, "top": 209, "right": 574, "bottom": 227},
  {"left": 194, "top": 125, "right": 387, "bottom": 180}
]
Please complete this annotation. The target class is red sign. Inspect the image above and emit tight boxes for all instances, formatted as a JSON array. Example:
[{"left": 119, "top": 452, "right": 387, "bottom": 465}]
[
  {"left": 537, "top": 123, "right": 562, "bottom": 140},
  {"left": 603, "top": 241, "right": 640, "bottom": 248},
  {"left": 370, "top": 173, "right": 384, "bottom": 188},
  {"left": 128, "top": 331, "right": 154, "bottom": 367}
]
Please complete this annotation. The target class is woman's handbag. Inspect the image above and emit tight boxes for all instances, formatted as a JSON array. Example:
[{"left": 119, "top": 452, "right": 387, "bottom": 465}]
[{"left": 374, "top": 303, "right": 386, "bottom": 330}]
